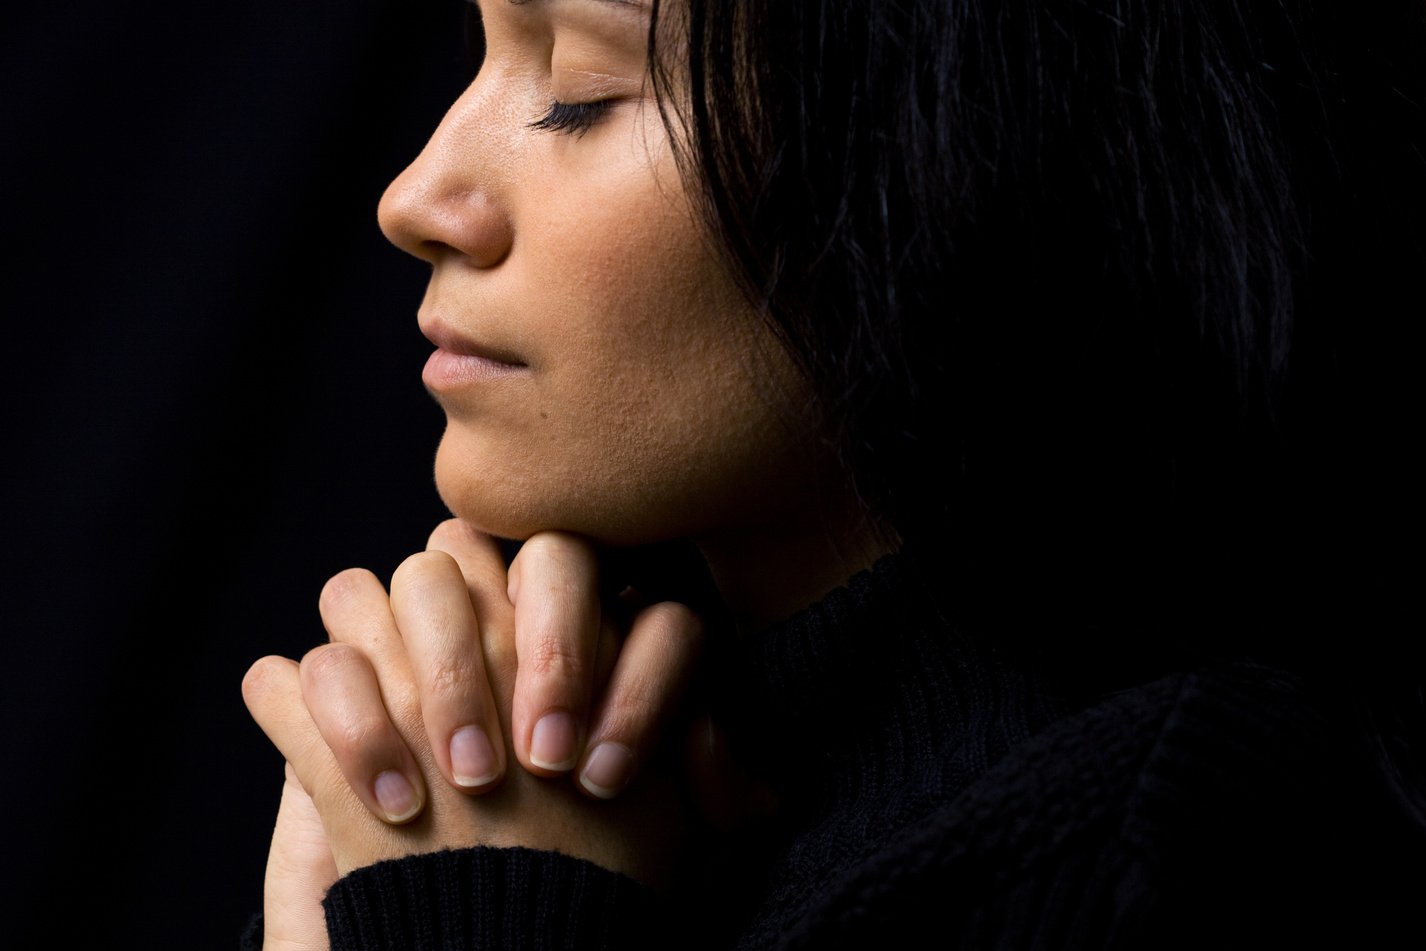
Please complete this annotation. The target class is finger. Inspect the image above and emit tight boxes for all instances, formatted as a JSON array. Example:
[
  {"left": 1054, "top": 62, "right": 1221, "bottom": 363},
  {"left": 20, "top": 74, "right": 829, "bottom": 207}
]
[
  {"left": 426, "top": 518, "right": 521, "bottom": 690},
  {"left": 507, "top": 533, "right": 602, "bottom": 775},
  {"left": 425, "top": 518, "right": 516, "bottom": 624},
  {"left": 262, "top": 763, "right": 338, "bottom": 951},
  {"left": 244, "top": 656, "right": 331, "bottom": 784},
  {"left": 577, "top": 601, "right": 704, "bottom": 799},
  {"left": 244, "top": 657, "right": 408, "bottom": 877},
  {"left": 299, "top": 643, "right": 427, "bottom": 824},
  {"left": 317, "top": 568, "right": 422, "bottom": 714},
  {"left": 390, "top": 550, "right": 507, "bottom": 793},
  {"left": 244, "top": 655, "right": 359, "bottom": 823}
]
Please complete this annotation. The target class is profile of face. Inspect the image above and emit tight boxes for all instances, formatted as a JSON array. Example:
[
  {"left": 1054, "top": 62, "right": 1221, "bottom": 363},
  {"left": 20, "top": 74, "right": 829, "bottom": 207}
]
[{"left": 378, "top": 0, "right": 817, "bottom": 549}]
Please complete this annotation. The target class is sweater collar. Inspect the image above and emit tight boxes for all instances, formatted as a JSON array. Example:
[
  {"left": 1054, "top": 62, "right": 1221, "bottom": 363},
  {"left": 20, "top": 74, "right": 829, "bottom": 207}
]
[{"left": 713, "top": 548, "right": 1064, "bottom": 802}]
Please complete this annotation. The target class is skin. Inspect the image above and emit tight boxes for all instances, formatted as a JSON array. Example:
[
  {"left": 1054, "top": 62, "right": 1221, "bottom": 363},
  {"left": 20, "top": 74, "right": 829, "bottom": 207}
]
[
  {"left": 245, "top": 1, "right": 889, "bottom": 944},
  {"left": 389, "top": 0, "right": 886, "bottom": 611},
  {"left": 378, "top": 0, "right": 884, "bottom": 796},
  {"left": 386, "top": 0, "right": 818, "bottom": 550}
]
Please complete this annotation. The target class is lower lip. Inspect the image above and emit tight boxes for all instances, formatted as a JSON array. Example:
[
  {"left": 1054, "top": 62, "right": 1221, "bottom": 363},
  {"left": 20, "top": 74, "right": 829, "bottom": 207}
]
[{"left": 422, "top": 348, "right": 527, "bottom": 389}]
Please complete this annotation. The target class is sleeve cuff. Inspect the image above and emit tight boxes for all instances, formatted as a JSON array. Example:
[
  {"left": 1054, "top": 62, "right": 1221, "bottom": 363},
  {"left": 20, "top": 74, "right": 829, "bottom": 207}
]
[{"left": 323, "top": 846, "right": 662, "bottom": 950}]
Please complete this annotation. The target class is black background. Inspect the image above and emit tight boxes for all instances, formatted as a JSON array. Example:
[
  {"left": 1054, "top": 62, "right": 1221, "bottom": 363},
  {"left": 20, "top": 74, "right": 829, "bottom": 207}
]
[{"left": 1, "top": 1, "right": 471, "bottom": 943}]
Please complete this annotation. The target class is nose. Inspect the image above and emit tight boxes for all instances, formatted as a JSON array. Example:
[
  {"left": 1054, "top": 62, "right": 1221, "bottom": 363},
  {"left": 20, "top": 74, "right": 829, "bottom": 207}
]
[{"left": 377, "top": 84, "right": 515, "bottom": 269}]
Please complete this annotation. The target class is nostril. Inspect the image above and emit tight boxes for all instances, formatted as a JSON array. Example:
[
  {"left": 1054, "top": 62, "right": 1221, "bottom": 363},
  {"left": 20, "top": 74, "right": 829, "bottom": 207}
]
[
  {"left": 447, "top": 189, "right": 514, "bottom": 269},
  {"left": 378, "top": 174, "right": 512, "bottom": 269}
]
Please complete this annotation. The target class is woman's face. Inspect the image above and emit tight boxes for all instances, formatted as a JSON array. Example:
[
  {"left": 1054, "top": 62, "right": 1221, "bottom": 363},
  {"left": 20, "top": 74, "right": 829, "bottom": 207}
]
[{"left": 379, "top": 0, "right": 814, "bottom": 546}]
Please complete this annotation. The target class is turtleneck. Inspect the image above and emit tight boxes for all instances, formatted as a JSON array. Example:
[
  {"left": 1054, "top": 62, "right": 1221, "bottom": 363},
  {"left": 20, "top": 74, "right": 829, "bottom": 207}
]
[
  {"left": 700, "top": 550, "right": 1072, "bottom": 946},
  {"left": 719, "top": 550, "right": 1067, "bottom": 804}
]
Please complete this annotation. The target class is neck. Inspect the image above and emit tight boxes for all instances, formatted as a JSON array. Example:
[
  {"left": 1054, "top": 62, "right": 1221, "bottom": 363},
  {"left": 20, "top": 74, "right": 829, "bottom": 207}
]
[{"left": 696, "top": 502, "right": 895, "bottom": 632}]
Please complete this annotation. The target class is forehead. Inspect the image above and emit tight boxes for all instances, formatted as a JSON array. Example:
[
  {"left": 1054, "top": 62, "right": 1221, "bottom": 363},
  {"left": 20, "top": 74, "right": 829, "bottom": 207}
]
[
  {"left": 506, "top": 0, "right": 647, "bottom": 8},
  {"left": 493, "top": 0, "right": 651, "bottom": 25}
]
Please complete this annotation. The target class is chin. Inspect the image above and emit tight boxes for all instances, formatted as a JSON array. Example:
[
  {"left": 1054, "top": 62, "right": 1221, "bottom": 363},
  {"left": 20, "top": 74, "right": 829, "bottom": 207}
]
[
  {"left": 430, "top": 431, "right": 619, "bottom": 545},
  {"left": 433, "top": 435, "right": 545, "bottom": 542},
  {"left": 431, "top": 428, "right": 724, "bottom": 548}
]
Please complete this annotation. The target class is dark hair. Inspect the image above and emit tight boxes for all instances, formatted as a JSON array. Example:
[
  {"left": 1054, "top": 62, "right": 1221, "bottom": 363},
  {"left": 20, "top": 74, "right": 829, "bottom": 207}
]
[{"left": 650, "top": 0, "right": 1426, "bottom": 823}]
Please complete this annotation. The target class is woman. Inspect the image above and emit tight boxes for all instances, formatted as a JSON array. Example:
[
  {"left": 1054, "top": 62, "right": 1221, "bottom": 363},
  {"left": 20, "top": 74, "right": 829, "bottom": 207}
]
[{"left": 245, "top": 0, "right": 1426, "bottom": 947}]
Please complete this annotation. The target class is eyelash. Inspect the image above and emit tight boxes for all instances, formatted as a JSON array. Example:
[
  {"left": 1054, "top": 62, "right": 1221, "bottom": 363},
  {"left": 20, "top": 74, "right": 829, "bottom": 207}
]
[
  {"left": 529, "top": 100, "right": 614, "bottom": 138},
  {"left": 461, "top": 4, "right": 614, "bottom": 139}
]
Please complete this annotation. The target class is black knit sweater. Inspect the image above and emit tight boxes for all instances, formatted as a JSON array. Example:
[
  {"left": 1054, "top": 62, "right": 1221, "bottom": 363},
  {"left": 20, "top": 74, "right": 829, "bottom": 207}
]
[{"left": 312, "top": 553, "right": 1421, "bottom": 949}]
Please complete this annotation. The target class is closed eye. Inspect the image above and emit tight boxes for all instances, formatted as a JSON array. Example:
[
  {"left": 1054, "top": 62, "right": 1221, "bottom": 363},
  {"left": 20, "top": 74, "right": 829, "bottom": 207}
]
[{"left": 528, "top": 100, "right": 614, "bottom": 137}]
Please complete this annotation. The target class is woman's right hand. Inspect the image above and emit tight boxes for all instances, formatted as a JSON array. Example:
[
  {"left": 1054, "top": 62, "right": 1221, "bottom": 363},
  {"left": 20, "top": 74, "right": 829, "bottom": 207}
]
[{"left": 299, "top": 519, "right": 706, "bottom": 826}]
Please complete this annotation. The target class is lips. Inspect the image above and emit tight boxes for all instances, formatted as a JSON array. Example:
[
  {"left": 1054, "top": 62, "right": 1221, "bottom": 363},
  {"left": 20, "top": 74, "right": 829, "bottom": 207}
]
[
  {"left": 420, "top": 319, "right": 527, "bottom": 367},
  {"left": 419, "top": 316, "right": 528, "bottom": 390}
]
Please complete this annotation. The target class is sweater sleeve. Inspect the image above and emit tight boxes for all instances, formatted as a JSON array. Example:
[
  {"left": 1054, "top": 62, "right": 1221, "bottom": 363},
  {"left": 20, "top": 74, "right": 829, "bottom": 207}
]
[
  {"left": 322, "top": 846, "right": 664, "bottom": 951},
  {"left": 764, "top": 666, "right": 1382, "bottom": 950}
]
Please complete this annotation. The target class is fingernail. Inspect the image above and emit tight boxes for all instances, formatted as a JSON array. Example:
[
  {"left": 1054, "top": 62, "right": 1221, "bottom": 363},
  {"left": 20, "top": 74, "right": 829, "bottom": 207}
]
[
  {"left": 580, "top": 742, "right": 635, "bottom": 799},
  {"left": 450, "top": 725, "right": 500, "bottom": 788},
  {"left": 530, "top": 711, "right": 578, "bottom": 771},
  {"left": 374, "top": 769, "right": 420, "bottom": 822}
]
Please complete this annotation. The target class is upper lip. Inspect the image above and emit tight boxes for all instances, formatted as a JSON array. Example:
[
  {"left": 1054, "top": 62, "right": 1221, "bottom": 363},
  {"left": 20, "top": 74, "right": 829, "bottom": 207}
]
[{"left": 419, "top": 314, "right": 527, "bottom": 367}]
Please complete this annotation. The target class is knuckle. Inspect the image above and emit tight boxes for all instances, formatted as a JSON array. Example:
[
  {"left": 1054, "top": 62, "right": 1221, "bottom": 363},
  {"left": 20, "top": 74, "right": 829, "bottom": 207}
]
[
  {"left": 299, "top": 642, "right": 364, "bottom": 685},
  {"left": 525, "top": 629, "right": 585, "bottom": 680},
  {"left": 241, "top": 655, "right": 290, "bottom": 703},
  {"left": 613, "top": 671, "right": 661, "bottom": 722},
  {"left": 319, "top": 567, "right": 382, "bottom": 616},
  {"left": 329, "top": 714, "right": 391, "bottom": 757},
  {"left": 426, "top": 518, "right": 466, "bottom": 550},
  {"left": 392, "top": 549, "right": 459, "bottom": 594},
  {"left": 425, "top": 657, "right": 480, "bottom": 699},
  {"left": 640, "top": 601, "right": 705, "bottom": 643},
  {"left": 599, "top": 687, "right": 660, "bottom": 744}
]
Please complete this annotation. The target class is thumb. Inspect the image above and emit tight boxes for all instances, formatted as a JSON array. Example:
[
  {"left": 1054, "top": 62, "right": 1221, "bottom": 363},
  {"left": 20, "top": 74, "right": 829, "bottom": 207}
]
[{"left": 262, "top": 763, "right": 339, "bottom": 951}]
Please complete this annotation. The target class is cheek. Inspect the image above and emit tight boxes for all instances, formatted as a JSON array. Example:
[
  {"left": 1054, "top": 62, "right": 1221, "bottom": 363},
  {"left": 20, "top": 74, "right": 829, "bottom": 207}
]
[
  {"left": 433, "top": 317, "right": 814, "bottom": 545},
  {"left": 432, "top": 120, "right": 819, "bottom": 543}
]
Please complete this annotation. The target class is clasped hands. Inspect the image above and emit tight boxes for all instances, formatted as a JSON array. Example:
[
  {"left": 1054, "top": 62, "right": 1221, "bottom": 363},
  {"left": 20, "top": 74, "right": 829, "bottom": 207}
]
[{"left": 242, "top": 520, "right": 719, "bottom": 950}]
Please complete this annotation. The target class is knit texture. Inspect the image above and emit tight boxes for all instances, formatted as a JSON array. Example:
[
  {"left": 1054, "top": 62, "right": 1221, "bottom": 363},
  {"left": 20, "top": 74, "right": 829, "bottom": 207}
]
[
  {"left": 324, "top": 847, "right": 660, "bottom": 950},
  {"left": 314, "top": 551, "right": 1421, "bottom": 949}
]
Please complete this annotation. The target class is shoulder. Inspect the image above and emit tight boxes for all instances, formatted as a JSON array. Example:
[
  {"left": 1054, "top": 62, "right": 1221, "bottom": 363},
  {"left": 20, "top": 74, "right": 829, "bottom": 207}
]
[{"left": 786, "top": 664, "right": 1422, "bottom": 949}]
